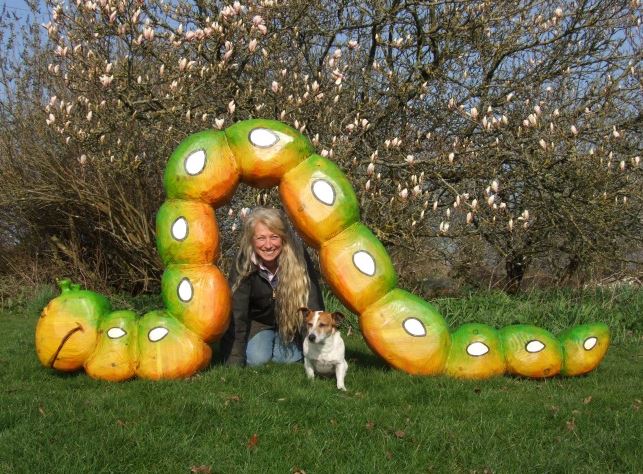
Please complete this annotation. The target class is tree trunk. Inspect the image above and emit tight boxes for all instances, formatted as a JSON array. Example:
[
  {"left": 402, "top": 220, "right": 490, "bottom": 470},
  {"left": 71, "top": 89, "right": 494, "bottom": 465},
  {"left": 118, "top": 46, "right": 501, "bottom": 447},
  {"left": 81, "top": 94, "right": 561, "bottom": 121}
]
[{"left": 505, "top": 253, "right": 527, "bottom": 294}]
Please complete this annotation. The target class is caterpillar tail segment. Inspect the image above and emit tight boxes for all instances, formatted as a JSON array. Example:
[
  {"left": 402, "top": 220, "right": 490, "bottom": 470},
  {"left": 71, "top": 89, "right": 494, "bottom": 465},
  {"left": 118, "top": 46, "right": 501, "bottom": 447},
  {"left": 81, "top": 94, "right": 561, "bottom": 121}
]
[{"left": 35, "top": 119, "right": 610, "bottom": 380}]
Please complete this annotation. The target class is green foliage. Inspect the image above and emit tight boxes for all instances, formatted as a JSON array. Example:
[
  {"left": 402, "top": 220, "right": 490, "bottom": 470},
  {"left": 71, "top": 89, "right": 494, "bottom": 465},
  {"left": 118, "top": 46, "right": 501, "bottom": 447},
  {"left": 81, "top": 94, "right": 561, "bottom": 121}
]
[
  {"left": 433, "top": 287, "right": 642, "bottom": 343},
  {"left": 1, "top": 289, "right": 641, "bottom": 473},
  {"left": 0, "top": 277, "right": 56, "bottom": 315}
]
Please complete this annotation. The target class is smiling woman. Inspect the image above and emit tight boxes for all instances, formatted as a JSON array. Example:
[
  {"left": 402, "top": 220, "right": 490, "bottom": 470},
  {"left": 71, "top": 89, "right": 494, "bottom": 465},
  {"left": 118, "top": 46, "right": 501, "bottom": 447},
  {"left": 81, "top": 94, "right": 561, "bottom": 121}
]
[
  {"left": 34, "top": 119, "right": 611, "bottom": 381},
  {"left": 220, "top": 207, "right": 325, "bottom": 367}
]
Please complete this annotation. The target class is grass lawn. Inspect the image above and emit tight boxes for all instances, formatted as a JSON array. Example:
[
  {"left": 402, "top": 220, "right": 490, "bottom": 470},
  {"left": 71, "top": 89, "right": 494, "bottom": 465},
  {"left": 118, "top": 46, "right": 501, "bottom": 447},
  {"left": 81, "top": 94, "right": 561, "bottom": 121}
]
[{"left": 0, "top": 287, "right": 641, "bottom": 473}]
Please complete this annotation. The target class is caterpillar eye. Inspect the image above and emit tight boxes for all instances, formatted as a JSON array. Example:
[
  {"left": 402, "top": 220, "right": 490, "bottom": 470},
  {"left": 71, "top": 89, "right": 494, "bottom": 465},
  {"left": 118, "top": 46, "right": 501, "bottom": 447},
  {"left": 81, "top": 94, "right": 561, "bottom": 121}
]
[
  {"left": 148, "top": 327, "right": 169, "bottom": 342},
  {"left": 177, "top": 278, "right": 193, "bottom": 302},
  {"left": 184, "top": 149, "right": 206, "bottom": 175},
  {"left": 466, "top": 341, "right": 490, "bottom": 357},
  {"left": 352, "top": 250, "right": 376, "bottom": 276},
  {"left": 171, "top": 217, "right": 188, "bottom": 241},
  {"left": 311, "top": 179, "right": 336, "bottom": 206},
  {"left": 583, "top": 336, "right": 598, "bottom": 350},
  {"left": 107, "top": 327, "right": 127, "bottom": 339},
  {"left": 525, "top": 340, "right": 545, "bottom": 353},
  {"left": 403, "top": 317, "right": 426, "bottom": 337},
  {"left": 249, "top": 128, "right": 279, "bottom": 148}
]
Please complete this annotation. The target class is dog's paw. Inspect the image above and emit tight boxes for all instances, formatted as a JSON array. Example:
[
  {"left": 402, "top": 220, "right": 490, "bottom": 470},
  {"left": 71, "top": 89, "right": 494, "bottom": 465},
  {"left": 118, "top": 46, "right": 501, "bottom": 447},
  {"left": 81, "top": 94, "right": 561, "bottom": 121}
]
[{"left": 337, "top": 385, "right": 347, "bottom": 391}]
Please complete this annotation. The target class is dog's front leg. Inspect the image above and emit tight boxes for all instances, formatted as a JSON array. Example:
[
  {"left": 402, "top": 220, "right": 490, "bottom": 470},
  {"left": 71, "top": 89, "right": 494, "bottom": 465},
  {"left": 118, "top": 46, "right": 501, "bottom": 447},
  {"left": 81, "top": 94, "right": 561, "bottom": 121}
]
[
  {"left": 304, "top": 358, "right": 315, "bottom": 380},
  {"left": 335, "top": 360, "right": 348, "bottom": 391}
]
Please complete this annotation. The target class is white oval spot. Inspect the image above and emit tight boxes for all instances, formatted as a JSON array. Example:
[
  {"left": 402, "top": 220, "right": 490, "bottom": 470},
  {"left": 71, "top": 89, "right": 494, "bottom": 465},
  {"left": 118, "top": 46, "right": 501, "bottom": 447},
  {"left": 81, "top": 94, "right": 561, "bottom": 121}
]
[
  {"left": 171, "top": 217, "right": 188, "bottom": 241},
  {"left": 184, "top": 149, "right": 206, "bottom": 175},
  {"left": 403, "top": 318, "right": 426, "bottom": 337},
  {"left": 352, "top": 251, "right": 376, "bottom": 276},
  {"left": 311, "top": 179, "right": 335, "bottom": 206},
  {"left": 177, "top": 278, "right": 193, "bottom": 302},
  {"left": 249, "top": 128, "right": 279, "bottom": 148},
  {"left": 148, "top": 327, "right": 169, "bottom": 342},
  {"left": 466, "top": 341, "right": 490, "bottom": 357},
  {"left": 583, "top": 336, "right": 598, "bottom": 351},
  {"left": 107, "top": 327, "right": 126, "bottom": 339},
  {"left": 525, "top": 340, "right": 545, "bottom": 353}
]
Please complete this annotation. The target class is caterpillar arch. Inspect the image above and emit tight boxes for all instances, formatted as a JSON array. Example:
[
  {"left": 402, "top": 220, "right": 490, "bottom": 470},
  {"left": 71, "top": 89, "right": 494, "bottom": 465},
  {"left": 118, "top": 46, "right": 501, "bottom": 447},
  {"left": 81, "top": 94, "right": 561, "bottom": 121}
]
[{"left": 34, "top": 119, "right": 610, "bottom": 381}]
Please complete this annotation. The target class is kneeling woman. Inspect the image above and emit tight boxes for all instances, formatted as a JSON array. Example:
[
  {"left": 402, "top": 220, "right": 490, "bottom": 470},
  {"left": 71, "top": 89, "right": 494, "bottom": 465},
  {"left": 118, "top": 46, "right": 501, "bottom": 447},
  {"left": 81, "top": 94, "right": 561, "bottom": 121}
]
[{"left": 223, "top": 207, "right": 324, "bottom": 366}]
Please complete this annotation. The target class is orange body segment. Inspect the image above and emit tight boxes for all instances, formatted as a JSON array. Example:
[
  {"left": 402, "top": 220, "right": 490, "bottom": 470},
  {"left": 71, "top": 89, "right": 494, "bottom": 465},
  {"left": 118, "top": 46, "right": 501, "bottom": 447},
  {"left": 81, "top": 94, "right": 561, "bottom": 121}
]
[
  {"left": 161, "top": 264, "right": 231, "bottom": 342},
  {"left": 500, "top": 325, "right": 562, "bottom": 378},
  {"left": 320, "top": 223, "right": 397, "bottom": 314},
  {"left": 360, "top": 289, "right": 450, "bottom": 375},
  {"left": 280, "top": 154, "right": 360, "bottom": 248},
  {"left": 84, "top": 310, "right": 138, "bottom": 382},
  {"left": 135, "top": 310, "right": 212, "bottom": 380}
]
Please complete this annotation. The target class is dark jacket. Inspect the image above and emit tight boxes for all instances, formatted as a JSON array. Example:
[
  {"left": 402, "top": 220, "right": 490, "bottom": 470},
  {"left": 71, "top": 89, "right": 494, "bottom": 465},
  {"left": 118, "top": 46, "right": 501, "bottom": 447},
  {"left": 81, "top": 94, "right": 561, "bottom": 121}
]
[{"left": 222, "top": 250, "right": 324, "bottom": 366}]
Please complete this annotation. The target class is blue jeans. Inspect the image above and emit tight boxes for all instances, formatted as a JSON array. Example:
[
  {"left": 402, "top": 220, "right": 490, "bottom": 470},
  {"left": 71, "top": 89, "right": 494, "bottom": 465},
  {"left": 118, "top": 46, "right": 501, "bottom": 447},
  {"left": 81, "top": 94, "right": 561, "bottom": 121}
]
[{"left": 246, "top": 329, "right": 302, "bottom": 366}]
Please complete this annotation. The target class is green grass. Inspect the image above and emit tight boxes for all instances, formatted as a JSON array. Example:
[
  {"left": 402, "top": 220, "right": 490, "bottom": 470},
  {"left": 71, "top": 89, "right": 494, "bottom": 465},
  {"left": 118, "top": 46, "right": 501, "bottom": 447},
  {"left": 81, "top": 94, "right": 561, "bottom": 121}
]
[{"left": 1, "top": 288, "right": 641, "bottom": 473}]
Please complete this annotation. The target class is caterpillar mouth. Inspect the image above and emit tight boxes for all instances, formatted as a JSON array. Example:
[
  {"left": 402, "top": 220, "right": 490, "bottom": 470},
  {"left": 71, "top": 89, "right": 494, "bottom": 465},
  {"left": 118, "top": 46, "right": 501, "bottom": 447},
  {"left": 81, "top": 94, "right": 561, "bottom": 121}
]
[{"left": 48, "top": 323, "right": 84, "bottom": 368}]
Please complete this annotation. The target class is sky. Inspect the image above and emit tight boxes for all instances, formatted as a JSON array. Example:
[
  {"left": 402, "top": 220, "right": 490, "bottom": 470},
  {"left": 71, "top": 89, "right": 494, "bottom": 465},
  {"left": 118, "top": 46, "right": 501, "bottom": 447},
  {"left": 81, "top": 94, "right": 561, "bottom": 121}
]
[{"left": 1, "top": 0, "right": 47, "bottom": 22}]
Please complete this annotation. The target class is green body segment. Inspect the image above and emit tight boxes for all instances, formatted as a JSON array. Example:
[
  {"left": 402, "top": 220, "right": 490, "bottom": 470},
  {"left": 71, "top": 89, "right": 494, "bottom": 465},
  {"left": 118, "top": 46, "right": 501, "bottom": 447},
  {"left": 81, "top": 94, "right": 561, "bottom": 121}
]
[
  {"left": 163, "top": 129, "right": 239, "bottom": 205},
  {"left": 500, "top": 325, "right": 563, "bottom": 378},
  {"left": 280, "top": 154, "right": 360, "bottom": 248},
  {"left": 156, "top": 199, "right": 219, "bottom": 265},
  {"left": 558, "top": 323, "right": 610, "bottom": 376},
  {"left": 445, "top": 323, "right": 506, "bottom": 379}
]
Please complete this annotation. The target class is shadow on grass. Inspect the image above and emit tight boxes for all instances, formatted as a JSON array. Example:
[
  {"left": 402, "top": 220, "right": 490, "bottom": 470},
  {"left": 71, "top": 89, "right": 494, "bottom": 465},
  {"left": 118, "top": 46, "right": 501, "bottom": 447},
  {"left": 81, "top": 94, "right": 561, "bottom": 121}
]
[
  {"left": 48, "top": 369, "right": 85, "bottom": 379},
  {"left": 345, "top": 348, "right": 391, "bottom": 370}
]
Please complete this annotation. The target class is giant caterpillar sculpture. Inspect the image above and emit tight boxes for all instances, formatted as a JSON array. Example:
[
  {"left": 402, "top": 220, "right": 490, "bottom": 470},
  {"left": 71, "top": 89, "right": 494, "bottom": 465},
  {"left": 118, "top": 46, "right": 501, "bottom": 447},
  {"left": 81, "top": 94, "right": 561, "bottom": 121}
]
[{"left": 35, "top": 119, "right": 610, "bottom": 381}]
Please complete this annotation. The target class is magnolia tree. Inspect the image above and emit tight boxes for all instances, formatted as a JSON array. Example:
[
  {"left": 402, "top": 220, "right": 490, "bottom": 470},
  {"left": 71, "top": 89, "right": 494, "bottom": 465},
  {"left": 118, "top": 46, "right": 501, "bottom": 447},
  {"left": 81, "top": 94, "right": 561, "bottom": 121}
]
[{"left": 0, "top": 0, "right": 640, "bottom": 292}]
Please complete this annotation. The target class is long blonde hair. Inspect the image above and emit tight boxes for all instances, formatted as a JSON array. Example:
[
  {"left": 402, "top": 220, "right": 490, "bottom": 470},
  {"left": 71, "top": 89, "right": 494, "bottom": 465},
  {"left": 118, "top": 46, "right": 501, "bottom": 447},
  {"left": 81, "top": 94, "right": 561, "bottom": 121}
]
[{"left": 232, "top": 207, "right": 310, "bottom": 343}]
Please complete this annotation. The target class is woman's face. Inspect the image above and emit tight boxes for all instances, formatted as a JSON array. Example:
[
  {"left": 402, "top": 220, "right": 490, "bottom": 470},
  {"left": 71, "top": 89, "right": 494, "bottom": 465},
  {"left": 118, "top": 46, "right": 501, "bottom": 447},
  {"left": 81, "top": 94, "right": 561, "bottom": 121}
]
[{"left": 252, "top": 221, "right": 283, "bottom": 269}]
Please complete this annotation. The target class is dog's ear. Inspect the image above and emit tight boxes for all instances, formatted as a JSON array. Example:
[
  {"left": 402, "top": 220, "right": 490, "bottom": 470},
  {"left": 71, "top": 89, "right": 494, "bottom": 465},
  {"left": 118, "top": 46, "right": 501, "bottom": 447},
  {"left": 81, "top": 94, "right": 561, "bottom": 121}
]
[
  {"left": 331, "top": 312, "right": 345, "bottom": 325},
  {"left": 297, "top": 307, "right": 309, "bottom": 316}
]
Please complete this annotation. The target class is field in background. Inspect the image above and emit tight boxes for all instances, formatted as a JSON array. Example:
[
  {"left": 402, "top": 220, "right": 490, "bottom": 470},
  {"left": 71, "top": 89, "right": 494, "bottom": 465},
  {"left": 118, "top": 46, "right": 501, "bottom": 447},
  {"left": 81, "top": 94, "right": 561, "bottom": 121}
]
[{"left": 0, "top": 286, "right": 641, "bottom": 473}]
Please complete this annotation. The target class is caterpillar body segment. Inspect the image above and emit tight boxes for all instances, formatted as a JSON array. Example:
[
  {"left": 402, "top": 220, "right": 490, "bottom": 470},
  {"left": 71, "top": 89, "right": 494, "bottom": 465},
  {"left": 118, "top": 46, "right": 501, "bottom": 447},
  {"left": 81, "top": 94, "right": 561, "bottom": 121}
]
[
  {"left": 280, "top": 153, "right": 360, "bottom": 248},
  {"left": 444, "top": 324, "right": 505, "bottom": 380},
  {"left": 156, "top": 200, "right": 220, "bottom": 265},
  {"left": 558, "top": 323, "right": 610, "bottom": 376},
  {"left": 360, "top": 289, "right": 451, "bottom": 375},
  {"left": 161, "top": 264, "right": 231, "bottom": 343},
  {"left": 35, "top": 119, "right": 611, "bottom": 381},
  {"left": 163, "top": 129, "right": 239, "bottom": 205},
  {"left": 134, "top": 310, "right": 212, "bottom": 380},
  {"left": 499, "top": 325, "right": 563, "bottom": 378},
  {"left": 225, "top": 119, "right": 314, "bottom": 188},
  {"left": 320, "top": 223, "right": 398, "bottom": 314},
  {"left": 84, "top": 310, "right": 138, "bottom": 382}
]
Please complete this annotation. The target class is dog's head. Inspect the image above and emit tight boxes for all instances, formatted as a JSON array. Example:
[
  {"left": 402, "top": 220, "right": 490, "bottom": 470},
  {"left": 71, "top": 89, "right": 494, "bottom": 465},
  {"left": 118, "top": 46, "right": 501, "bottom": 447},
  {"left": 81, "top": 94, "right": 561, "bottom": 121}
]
[{"left": 299, "top": 307, "right": 344, "bottom": 344}]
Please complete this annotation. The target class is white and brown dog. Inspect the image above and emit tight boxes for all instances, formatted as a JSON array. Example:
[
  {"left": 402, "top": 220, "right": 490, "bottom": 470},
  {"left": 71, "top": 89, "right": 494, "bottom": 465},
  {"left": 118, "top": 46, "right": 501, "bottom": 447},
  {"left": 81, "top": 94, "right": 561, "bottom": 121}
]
[{"left": 299, "top": 308, "right": 348, "bottom": 391}]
